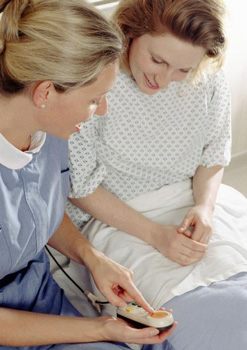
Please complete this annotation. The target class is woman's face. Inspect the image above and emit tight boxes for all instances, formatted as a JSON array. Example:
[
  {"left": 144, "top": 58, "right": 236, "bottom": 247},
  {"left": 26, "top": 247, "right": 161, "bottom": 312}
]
[
  {"left": 128, "top": 33, "right": 205, "bottom": 95},
  {"left": 44, "top": 62, "right": 118, "bottom": 139}
]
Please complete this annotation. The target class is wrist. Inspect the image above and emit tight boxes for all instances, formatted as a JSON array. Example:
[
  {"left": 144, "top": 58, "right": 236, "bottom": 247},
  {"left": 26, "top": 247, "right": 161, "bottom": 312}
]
[
  {"left": 146, "top": 222, "right": 163, "bottom": 247},
  {"left": 79, "top": 243, "right": 105, "bottom": 271},
  {"left": 75, "top": 317, "right": 109, "bottom": 343},
  {"left": 97, "top": 317, "right": 116, "bottom": 342},
  {"left": 194, "top": 202, "right": 215, "bottom": 215}
]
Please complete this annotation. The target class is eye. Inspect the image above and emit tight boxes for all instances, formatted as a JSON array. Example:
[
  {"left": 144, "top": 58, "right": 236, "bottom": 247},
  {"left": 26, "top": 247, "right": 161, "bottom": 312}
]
[
  {"left": 152, "top": 56, "right": 164, "bottom": 64},
  {"left": 179, "top": 69, "right": 191, "bottom": 74},
  {"left": 91, "top": 100, "right": 100, "bottom": 107}
]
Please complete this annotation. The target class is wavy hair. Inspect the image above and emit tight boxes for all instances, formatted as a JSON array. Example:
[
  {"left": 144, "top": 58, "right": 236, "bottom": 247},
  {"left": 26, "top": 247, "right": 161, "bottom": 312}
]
[{"left": 113, "top": 0, "right": 226, "bottom": 78}]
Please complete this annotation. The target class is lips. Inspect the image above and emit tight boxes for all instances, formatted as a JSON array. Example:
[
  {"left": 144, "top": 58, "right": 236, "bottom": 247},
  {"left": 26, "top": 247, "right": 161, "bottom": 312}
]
[{"left": 145, "top": 74, "right": 159, "bottom": 90}]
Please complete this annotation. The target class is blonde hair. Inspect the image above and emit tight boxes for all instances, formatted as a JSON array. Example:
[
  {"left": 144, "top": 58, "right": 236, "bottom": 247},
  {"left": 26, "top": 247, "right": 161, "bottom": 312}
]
[
  {"left": 113, "top": 0, "right": 226, "bottom": 79},
  {"left": 0, "top": 0, "right": 123, "bottom": 94}
]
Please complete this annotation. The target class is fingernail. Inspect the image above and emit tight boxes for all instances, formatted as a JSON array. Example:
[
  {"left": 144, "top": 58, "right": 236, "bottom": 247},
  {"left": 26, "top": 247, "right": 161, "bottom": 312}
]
[{"left": 149, "top": 329, "right": 159, "bottom": 337}]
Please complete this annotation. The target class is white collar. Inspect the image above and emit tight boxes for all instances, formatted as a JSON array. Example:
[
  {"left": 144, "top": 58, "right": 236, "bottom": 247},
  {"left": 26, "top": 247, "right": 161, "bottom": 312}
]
[{"left": 0, "top": 132, "right": 46, "bottom": 170}]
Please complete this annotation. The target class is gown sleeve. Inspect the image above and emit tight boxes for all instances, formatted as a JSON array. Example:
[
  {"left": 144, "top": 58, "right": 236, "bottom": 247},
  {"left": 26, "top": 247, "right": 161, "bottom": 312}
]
[
  {"left": 68, "top": 117, "right": 107, "bottom": 199},
  {"left": 200, "top": 68, "right": 231, "bottom": 167}
]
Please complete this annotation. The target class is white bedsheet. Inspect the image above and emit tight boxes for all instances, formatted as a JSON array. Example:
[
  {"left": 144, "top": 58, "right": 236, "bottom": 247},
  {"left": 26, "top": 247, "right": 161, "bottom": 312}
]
[{"left": 81, "top": 180, "right": 247, "bottom": 308}]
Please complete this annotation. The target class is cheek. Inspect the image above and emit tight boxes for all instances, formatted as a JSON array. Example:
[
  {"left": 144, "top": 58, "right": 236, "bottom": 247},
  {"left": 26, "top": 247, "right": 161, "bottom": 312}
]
[
  {"left": 173, "top": 71, "right": 188, "bottom": 82},
  {"left": 129, "top": 46, "right": 149, "bottom": 72},
  {"left": 80, "top": 105, "right": 97, "bottom": 122},
  {"left": 133, "top": 57, "right": 154, "bottom": 75}
]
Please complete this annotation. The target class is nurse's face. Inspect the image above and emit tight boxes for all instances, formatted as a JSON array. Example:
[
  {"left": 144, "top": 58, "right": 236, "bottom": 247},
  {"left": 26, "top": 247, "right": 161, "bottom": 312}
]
[
  {"left": 44, "top": 62, "right": 119, "bottom": 139},
  {"left": 128, "top": 33, "right": 205, "bottom": 95}
]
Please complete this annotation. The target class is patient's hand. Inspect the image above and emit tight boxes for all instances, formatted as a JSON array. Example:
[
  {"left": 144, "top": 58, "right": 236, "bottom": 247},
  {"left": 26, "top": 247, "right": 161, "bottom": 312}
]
[
  {"left": 178, "top": 205, "right": 213, "bottom": 244},
  {"left": 150, "top": 224, "right": 207, "bottom": 266}
]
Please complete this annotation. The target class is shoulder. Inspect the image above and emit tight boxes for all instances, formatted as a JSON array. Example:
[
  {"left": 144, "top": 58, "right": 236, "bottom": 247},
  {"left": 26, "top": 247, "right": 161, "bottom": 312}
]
[
  {"left": 203, "top": 68, "right": 230, "bottom": 101},
  {"left": 205, "top": 68, "right": 228, "bottom": 89}
]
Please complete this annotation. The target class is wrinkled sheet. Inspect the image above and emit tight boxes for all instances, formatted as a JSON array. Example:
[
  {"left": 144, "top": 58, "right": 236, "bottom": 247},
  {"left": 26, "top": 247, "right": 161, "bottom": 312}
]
[
  {"left": 51, "top": 180, "right": 247, "bottom": 350},
  {"left": 80, "top": 180, "right": 247, "bottom": 308}
]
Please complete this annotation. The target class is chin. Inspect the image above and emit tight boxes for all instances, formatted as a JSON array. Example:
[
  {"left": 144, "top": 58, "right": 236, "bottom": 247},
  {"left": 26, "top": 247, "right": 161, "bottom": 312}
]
[
  {"left": 136, "top": 77, "right": 161, "bottom": 95},
  {"left": 139, "top": 85, "right": 160, "bottom": 95}
]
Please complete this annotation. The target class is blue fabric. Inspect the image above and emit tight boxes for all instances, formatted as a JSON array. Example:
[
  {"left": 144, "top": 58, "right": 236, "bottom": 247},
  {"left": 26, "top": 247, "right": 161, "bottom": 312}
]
[
  {"left": 0, "top": 250, "right": 174, "bottom": 350},
  {"left": 48, "top": 341, "right": 175, "bottom": 350},
  {"left": 0, "top": 135, "right": 69, "bottom": 278},
  {"left": 0, "top": 135, "right": 173, "bottom": 350},
  {"left": 164, "top": 272, "right": 247, "bottom": 350}
]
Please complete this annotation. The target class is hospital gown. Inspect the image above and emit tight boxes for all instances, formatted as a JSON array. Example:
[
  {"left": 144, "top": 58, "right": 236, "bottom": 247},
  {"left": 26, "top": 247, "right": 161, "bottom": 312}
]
[
  {"left": 64, "top": 69, "right": 247, "bottom": 350},
  {"left": 67, "top": 69, "right": 231, "bottom": 227}
]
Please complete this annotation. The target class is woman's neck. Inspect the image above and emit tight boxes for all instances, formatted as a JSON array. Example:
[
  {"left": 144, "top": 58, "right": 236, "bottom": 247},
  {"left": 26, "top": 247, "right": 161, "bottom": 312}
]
[{"left": 0, "top": 93, "right": 36, "bottom": 151}]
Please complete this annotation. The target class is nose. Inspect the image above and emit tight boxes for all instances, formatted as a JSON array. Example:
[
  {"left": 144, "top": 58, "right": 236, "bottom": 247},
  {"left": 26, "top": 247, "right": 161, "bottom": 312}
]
[
  {"left": 95, "top": 96, "right": 108, "bottom": 116},
  {"left": 157, "top": 67, "right": 173, "bottom": 89}
]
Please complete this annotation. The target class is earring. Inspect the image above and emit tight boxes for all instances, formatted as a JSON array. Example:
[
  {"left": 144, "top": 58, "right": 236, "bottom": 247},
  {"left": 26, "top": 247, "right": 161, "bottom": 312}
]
[{"left": 41, "top": 104, "right": 45, "bottom": 109}]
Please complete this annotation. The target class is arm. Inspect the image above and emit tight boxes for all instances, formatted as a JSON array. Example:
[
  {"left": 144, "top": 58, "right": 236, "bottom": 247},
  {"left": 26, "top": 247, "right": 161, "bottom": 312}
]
[
  {"left": 178, "top": 70, "right": 230, "bottom": 244},
  {"left": 48, "top": 213, "right": 154, "bottom": 312},
  {"left": 0, "top": 212, "right": 178, "bottom": 347},
  {"left": 70, "top": 186, "right": 207, "bottom": 266},
  {"left": 68, "top": 119, "right": 206, "bottom": 265},
  {"left": 0, "top": 308, "right": 176, "bottom": 347},
  {"left": 178, "top": 165, "right": 224, "bottom": 243}
]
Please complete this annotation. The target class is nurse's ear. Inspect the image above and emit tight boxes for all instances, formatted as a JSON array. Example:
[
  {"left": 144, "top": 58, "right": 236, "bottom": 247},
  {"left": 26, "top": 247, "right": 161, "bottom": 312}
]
[{"left": 32, "top": 81, "right": 54, "bottom": 110}]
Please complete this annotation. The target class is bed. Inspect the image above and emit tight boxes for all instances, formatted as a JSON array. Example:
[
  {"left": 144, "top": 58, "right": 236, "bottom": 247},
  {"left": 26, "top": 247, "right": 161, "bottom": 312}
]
[{"left": 51, "top": 180, "right": 247, "bottom": 350}]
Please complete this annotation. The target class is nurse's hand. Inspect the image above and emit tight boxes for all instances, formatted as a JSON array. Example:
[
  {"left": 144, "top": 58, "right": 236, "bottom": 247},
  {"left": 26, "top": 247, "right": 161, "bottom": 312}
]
[
  {"left": 150, "top": 224, "right": 207, "bottom": 266},
  {"left": 178, "top": 205, "right": 213, "bottom": 244},
  {"left": 94, "top": 315, "right": 177, "bottom": 344},
  {"left": 86, "top": 248, "right": 154, "bottom": 313}
]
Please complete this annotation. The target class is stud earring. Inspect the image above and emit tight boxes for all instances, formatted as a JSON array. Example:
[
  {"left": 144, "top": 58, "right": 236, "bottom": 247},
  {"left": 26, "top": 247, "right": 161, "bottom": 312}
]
[{"left": 41, "top": 104, "right": 45, "bottom": 109}]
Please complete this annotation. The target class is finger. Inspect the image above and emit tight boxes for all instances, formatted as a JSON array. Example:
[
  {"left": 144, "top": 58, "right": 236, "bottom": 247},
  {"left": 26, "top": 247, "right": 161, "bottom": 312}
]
[
  {"left": 180, "top": 235, "right": 207, "bottom": 252},
  {"left": 190, "top": 223, "right": 205, "bottom": 242},
  {"left": 114, "top": 317, "right": 159, "bottom": 341},
  {"left": 175, "top": 246, "right": 205, "bottom": 265},
  {"left": 129, "top": 322, "right": 178, "bottom": 344},
  {"left": 121, "top": 324, "right": 160, "bottom": 340},
  {"left": 196, "top": 227, "right": 212, "bottom": 244},
  {"left": 117, "top": 289, "right": 135, "bottom": 303},
  {"left": 157, "top": 322, "right": 178, "bottom": 342},
  {"left": 157, "top": 307, "right": 173, "bottom": 314},
  {"left": 181, "top": 228, "right": 193, "bottom": 237},
  {"left": 178, "top": 215, "right": 194, "bottom": 233},
  {"left": 104, "top": 288, "right": 128, "bottom": 308},
  {"left": 198, "top": 231, "right": 211, "bottom": 245},
  {"left": 177, "top": 251, "right": 204, "bottom": 265},
  {"left": 118, "top": 279, "right": 154, "bottom": 314},
  {"left": 110, "top": 281, "right": 154, "bottom": 313}
]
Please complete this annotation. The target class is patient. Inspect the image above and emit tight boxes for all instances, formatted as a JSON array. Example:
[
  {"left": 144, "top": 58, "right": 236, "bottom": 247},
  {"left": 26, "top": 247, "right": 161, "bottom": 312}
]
[
  {"left": 0, "top": 0, "right": 176, "bottom": 348},
  {"left": 65, "top": 0, "right": 247, "bottom": 349}
]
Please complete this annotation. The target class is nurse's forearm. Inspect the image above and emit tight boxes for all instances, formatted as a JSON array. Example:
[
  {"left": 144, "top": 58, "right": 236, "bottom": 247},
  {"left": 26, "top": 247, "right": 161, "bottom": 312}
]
[
  {"left": 48, "top": 213, "right": 104, "bottom": 268},
  {"left": 192, "top": 165, "right": 224, "bottom": 211},
  {"left": 0, "top": 308, "right": 104, "bottom": 346},
  {"left": 69, "top": 185, "right": 158, "bottom": 244}
]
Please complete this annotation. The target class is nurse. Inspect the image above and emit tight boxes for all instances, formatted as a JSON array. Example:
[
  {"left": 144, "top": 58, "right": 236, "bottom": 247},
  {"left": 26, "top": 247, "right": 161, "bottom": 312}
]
[{"left": 0, "top": 0, "right": 175, "bottom": 349}]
